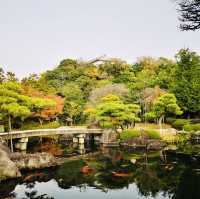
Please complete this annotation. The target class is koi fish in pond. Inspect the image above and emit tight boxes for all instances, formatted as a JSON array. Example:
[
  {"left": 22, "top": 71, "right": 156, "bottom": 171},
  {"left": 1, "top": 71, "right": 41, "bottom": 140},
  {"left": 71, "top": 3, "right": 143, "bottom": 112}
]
[
  {"left": 23, "top": 172, "right": 46, "bottom": 182},
  {"left": 112, "top": 172, "right": 132, "bottom": 177},
  {"left": 81, "top": 166, "right": 95, "bottom": 174}
]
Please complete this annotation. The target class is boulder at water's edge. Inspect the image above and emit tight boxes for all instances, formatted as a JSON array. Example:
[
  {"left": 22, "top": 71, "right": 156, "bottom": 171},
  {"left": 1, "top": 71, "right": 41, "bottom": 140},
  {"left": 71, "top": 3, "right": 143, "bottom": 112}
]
[{"left": 0, "top": 143, "right": 21, "bottom": 180}]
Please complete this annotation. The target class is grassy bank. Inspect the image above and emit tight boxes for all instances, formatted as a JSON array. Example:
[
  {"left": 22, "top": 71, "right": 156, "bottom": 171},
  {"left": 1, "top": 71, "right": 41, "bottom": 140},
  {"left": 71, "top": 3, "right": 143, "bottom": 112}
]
[{"left": 120, "top": 129, "right": 161, "bottom": 142}]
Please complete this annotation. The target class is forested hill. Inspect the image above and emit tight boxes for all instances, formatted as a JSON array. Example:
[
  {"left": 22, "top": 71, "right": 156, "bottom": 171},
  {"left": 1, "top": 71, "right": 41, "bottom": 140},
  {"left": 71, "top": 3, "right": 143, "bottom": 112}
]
[{"left": 0, "top": 48, "right": 200, "bottom": 130}]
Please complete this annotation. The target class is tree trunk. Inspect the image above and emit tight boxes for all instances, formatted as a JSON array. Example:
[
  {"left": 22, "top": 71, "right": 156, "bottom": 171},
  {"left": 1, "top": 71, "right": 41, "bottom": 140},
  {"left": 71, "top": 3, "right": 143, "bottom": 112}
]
[
  {"left": 133, "top": 121, "right": 135, "bottom": 128},
  {"left": 38, "top": 118, "right": 43, "bottom": 126},
  {"left": 8, "top": 115, "right": 13, "bottom": 152},
  {"left": 144, "top": 103, "right": 147, "bottom": 126},
  {"left": 114, "top": 126, "right": 120, "bottom": 139},
  {"left": 158, "top": 115, "right": 164, "bottom": 134}
]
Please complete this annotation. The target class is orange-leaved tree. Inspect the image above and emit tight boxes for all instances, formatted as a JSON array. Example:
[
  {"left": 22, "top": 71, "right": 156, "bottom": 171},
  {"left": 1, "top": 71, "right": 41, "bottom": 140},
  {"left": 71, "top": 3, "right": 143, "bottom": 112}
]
[{"left": 22, "top": 85, "right": 64, "bottom": 125}]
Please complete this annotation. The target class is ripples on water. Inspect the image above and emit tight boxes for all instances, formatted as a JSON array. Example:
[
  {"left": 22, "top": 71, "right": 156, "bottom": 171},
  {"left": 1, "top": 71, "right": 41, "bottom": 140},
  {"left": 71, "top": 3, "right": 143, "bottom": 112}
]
[{"left": 1, "top": 139, "right": 200, "bottom": 199}]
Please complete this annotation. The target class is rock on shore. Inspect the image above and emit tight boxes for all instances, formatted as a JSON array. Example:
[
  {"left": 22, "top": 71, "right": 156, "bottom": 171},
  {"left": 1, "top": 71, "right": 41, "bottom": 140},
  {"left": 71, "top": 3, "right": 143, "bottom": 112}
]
[
  {"left": 0, "top": 143, "right": 57, "bottom": 181},
  {"left": 121, "top": 137, "right": 166, "bottom": 150},
  {"left": 11, "top": 152, "right": 57, "bottom": 170},
  {"left": 0, "top": 144, "right": 21, "bottom": 180}
]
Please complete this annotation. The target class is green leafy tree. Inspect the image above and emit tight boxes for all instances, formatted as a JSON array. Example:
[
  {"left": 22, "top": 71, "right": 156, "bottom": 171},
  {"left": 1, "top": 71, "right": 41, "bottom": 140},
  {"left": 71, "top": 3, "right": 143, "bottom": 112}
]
[
  {"left": 30, "top": 97, "right": 56, "bottom": 125},
  {"left": 61, "top": 100, "right": 83, "bottom": 125},
  {"left": 0, "top": 82, "right": 31, "bottom": 151},
  {"left": 178, "top": 0, "right": 200, "bottom": 31},
  {"left": 6, "top": 71, "right": 18, "bottom": 82},
  {"left": 0, "top": 67, "right": 5, "bottom": 83},
  {"left": 152, "top": 58, "right": 176, "bottom": 89},
  {"left": 58, "top": 83, "right": 85, "bottom": 125},
  {"left": 145, "top": 93, "right": 182, "bottom": 127},
  {"left": 76, "top": 75, "right": 96, "bottom": 99},
  {"left": 0, "top": 81, "right": 56, "bottom": 150},
  {"left": 21, "top": 73, "right": 40, "bottom": 88},
  {"left": 99, "top": 58, "right": 129, "bottom": 78},
  {"left": 95, "top": 94, "right": 140, "bottom": 133},
  {"left": 133, "top": 57, "right": 176, "bottom": 90},
  {"left": 59, "top": 83, "right": 84, "bottom": 103},
  {"left": 172, "top": 49, "right": 200, "bottom": 115}
]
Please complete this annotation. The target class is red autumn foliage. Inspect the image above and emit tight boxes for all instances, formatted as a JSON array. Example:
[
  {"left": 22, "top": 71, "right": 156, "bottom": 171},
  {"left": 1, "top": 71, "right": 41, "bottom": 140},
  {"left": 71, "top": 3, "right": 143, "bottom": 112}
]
[
  {"left": 39, "top": 95, "right": 64, "bottom": 120},
  {"left": 40, "top": 143, "right": 64, "bottom": 156},
  {"left": 22, "top": 85, "right": 64, "bottom": 121}
]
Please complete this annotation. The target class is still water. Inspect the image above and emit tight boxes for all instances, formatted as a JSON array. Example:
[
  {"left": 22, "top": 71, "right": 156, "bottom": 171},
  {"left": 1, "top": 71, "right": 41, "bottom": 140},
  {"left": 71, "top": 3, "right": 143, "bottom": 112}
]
[{"left": 1, "top": 139, "right": 200, "bottom": 199}]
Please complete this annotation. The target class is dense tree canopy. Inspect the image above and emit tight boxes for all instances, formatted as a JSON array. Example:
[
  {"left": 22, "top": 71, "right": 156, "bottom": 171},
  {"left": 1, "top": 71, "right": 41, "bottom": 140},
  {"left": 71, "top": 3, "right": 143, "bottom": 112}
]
[
  {"left": 93, "top": 94, "right": 140, "bottom": 131},
  {"left": 178, "top": 0, "right": 200, "bottom": 31},
  {"left": 0, "top": 79, "right": 57, "bottom": 130},
  {"left": 145, "top": 93, "right": 182, "bottom": 126},
  {"left": 22, "top": 85, "right": 63, "bottom": 124},
  {"left": 0, "top": 48, "right": 199, "bottom": 131},
  {"left": 0, "top": 82, "right": 31, "bottom": 130},
  {"left": 172, "top": 49, "right": 200, "bottom": 115}
]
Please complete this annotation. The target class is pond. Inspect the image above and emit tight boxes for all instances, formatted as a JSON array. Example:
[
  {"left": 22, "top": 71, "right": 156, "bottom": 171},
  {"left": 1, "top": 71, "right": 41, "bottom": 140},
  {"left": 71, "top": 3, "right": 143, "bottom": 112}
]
[{"left": 1, "top": 139, "right": 200, "bottom": 199}]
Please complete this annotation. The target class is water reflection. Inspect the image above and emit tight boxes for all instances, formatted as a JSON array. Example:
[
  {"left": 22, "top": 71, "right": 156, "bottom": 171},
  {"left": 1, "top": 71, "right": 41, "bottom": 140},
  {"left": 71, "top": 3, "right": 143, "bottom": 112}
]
[
  {"left": 2, "top": 147, "right": 200, "bottom": 199},
  {"left": 25, "top": 136, "right": 99, "bottom": 158}
]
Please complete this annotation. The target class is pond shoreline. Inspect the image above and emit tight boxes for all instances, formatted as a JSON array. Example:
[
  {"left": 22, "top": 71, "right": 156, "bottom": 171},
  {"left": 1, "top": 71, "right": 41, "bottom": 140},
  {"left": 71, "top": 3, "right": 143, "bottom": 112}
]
[
  {"left": 1, "top": 140, "right": 200, "bottom": 199},
  {"left": 0, "top": 142, "right": 103, "bottom": 181},
  {"left": 1, "top": 129, "right": 199, "bottom": 182}
]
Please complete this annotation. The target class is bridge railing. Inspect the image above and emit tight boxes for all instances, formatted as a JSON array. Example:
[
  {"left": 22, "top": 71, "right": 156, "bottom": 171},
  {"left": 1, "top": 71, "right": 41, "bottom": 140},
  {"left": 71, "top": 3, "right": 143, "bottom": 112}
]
[{"left": 0, "top": 128, "right": 103, "bottom": 139}]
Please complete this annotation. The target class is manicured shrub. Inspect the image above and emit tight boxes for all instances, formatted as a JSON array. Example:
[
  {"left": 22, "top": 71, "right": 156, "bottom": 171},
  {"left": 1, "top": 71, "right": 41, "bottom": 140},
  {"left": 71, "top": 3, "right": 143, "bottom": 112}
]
[
  {"left": 21, "top": 121, "right": 60, "bottom": 130},
  {"left": 120, "top": 129, "right": 141, "bottom": 141},
  {"left": 162, "top": 133, "right": 189, "bottom": 143},
  {"left": 42, "top": 121, "right": 61, "bottom": 129},
  {"left": 0, "top": 125, "right": 4, "bottom": 133},
  {"left": 184, "top": 123, "right": 200, "bottom": 132},
  {"left": 172, "top": 119, "right": 191, "bottom": 130},
  {"left": 146, "top": 129, "right": 161, "bottom": 139},
  {"left": 100, "top": 121, "right": 113, "bottom": 129},
  {"left": 121, "top": 128, "right": 161, "bottom": 141}
]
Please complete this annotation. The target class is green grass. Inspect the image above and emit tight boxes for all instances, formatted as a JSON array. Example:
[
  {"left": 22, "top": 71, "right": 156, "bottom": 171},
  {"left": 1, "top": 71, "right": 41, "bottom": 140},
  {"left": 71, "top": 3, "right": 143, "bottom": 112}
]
[
  {"left": 121, "top": 129, "right": 141, "bottom": 141},
  {"left": 121, "top": 128, "right": 161, "bottom": 141},
  {"left": 20, "top": 121, "right": 60, "bottom": 130},
  {"left": 100, "top": 121, "right": 113, "bottom": 129},
  {"left": 184, "top": 123, "right": 200, "bottom": 132},
  {"left": 0, "top": 125, "right": 4, "bottom": 133},
  {"left": 135, "top": 123, "right": 171, "bottom": 129},
  {"left": 172, "top": 119, "right": 191, "bottom": 130},
  {"left": 146, "top": 129, "right": 161, "bottom": 139}
]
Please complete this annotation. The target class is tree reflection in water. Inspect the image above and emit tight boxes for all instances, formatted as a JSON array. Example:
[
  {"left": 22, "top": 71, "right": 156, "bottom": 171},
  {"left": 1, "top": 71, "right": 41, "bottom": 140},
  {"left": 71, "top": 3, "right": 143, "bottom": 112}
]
[
  {"left": 21, "top": 182, "right": 54, "bottom": 199},
  {"left": 22, "top": 191, "right": 54, "bottom": 199},
  {"left": 2, "top": 147, "right": 200, "bottom": 199}
]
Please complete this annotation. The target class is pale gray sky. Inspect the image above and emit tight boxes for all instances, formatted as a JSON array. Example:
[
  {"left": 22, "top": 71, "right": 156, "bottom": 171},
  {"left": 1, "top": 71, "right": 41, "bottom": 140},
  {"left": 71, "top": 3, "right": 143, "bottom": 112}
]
[{"left": 0, "top": 0, "right": 199, "bottom": 78}]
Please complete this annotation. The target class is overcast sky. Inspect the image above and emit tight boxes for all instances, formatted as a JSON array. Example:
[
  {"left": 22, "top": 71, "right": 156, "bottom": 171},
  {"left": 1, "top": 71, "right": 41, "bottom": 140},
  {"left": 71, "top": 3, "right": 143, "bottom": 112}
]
[{"left": 0, "top": 0, "right": 199, "bottom": 78}]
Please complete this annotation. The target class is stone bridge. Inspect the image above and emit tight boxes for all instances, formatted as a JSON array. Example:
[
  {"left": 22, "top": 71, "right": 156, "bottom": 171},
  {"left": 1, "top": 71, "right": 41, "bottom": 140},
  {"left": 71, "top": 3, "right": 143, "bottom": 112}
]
[
  {"left": 0, "top": 128, "right": 102, "bottom": 139},
  {"left": 0, "top": 127, "right": 118, "bottom": 151}
]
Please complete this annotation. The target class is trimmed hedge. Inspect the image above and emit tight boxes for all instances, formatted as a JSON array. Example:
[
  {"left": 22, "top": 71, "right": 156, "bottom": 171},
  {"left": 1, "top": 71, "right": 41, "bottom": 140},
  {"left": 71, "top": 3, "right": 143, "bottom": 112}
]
[
  {"left": 184, "top": 124, "right": 200, "bottom": 132},
  {"left": 172, "top": 119, "right": 191, "bottom": 130},
  {"left": 100, "top": 121, "right": 113, "bottom": 129},
  {"left": 147, "top": 129, "right": 161, "bottom": 139},
  {"left": 121, "top": 129, "right": 141, "bottom": 141},
  {"left": 121, "top": 129, "right": 161, "bottom": 141},
  {"left": 0, "top": 125, "right": 4, "bottom": 133},
  {"left": 20, "top": 121, "right": 60, "bottom": 130}
]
